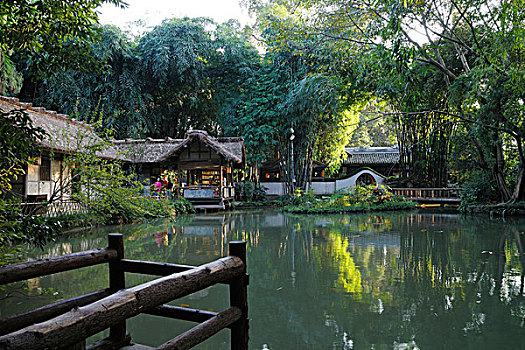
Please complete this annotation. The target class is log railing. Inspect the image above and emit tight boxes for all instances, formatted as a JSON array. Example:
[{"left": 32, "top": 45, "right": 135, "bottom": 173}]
[
  {"left": 7, "top": 200, "right": 87, "bottom": 217},
  {"left": 390, "top": 188, "right": 462, "bottom": 201},
  {"left": 0, "top": 234, "right": 249, "bottom": 350}
]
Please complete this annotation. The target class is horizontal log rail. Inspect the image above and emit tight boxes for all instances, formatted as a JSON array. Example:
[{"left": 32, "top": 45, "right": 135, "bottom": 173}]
[
  {"left": 0, "top": 234, "right": 249, "bottom": 350},
  {"left": 121, "top": 259, "right": 195, "bottom": 275},
  {"left": 0, "top": 248, "right": 118, "bottom": 285},
  {"left": 0, "top": 288, "right": 112, "bottom": 337},
  {"left": 157, "top": 307, "right": 242, "bottom": 350},
  {"left": 146, "top": 304, "right": 219, "bottom": 324}
]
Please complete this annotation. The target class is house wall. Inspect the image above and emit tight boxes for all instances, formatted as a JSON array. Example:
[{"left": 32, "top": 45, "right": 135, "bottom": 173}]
[
  {"left": 179, "top": 141, "right": 221, "bottom": 162},
  {"left": 25, "top": 157, "right": 70, "bottom": 201}
]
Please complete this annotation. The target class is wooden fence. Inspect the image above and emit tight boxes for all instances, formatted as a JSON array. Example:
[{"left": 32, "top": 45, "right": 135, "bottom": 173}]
[
  {"left": 0, "top": 234, "right": 249, "bottom": 350},
  {"left": 15, "top": 200, "right": 88, "bottom": 217},
  {"left": 390, "top": 188, "right": 462, "bottom": 202}
]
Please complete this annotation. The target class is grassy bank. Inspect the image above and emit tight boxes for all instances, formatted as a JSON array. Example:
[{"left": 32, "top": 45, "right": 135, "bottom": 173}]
[
  {"left": 282, "top": 185, "right": 417, "bottom": 214},
  {"left": 284, "top": 200, "right": 417, "bottom": 214}
]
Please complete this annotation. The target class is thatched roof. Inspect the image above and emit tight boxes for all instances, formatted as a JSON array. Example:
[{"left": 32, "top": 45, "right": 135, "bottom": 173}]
[
  {"left": 111, "top": 130, "right": 245, "bottom": 165},
  {"left": 344, "top": 146, "right": 400, "bottom": 165},
  {"left": 0, "top": 96, "right": 119, "bottom": 159},
  {"left": 0, "top": 96, "right": 244, "bottom": 165},
  {"left": 109, "top": 137, "right": 183, "bottom": 163}
]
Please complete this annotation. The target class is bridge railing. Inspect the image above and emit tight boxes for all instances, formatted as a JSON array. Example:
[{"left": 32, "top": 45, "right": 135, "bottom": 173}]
[
  {"left": 0, "top": 234, "right": 249, "bottom": 350},
  {"left": 390, "top": 188, "right": 462, "bottom": 200}
]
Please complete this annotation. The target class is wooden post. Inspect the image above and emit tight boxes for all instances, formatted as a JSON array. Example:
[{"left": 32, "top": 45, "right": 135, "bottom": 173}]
[
  {"left": 107, "top": 234, "right": 127, "bottom": 343},
  {"left": 228, "top": 241, "right": 249, "bottom": 350},
  {"left": 220, "top": 164, "right": 224, "bottom": 198}
]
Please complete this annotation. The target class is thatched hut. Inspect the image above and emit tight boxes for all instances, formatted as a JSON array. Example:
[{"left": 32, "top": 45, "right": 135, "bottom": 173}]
[
  {"left": 0, "top": 96, "right": 119, "bottom": 202},
  {"left": 112, "top": 130, "right": 245, "bottom": 209},
  {"left": 1, "top": 95, "right": 245, "bottom": 210}
]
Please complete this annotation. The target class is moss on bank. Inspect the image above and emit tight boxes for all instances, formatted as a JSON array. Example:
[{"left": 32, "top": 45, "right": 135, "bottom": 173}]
[
  {"left": 283, "top": 200, "right": 417, "bottom": 214},
  {"left": 281, "top": 185, "right": 417, "bottom": 214}
]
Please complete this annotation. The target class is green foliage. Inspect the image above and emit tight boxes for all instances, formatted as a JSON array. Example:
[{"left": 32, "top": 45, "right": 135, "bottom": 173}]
[
  {"left": 459, "top": 171, "right": 498, "bottom": 213},
  {"left": 0, "top": 0, "right": 125, "bottom": 88},
  {"left": 245, "top": 0, "right": 525, "bottom": 202},
  {"left": 282, "top": 188, "right": 316, "bottom": 206},
  {"left": 0, "top": 110, "right": 45, "bottom": 195},
  {"left": 169, "top": 198, "right": 195, "bottom": 215},
  {"left": 36, "top": 19, "right": 261, "bottom": 140},
  {"left": 222, "top": 13, "right": 368, "bottom": 188},
  {"left": 0, "top": 200, "right": 60, "bottom": 265},
  {"left": 284, "top": 185, "right": 416, "bottom": 213},
  {"left": 38, "top": 25, "right": 147, "bottom": 138},
  {"left": 284, "top": 200, "right": 417, "bottom": 214},
  {"left": 0, "top": 54, "right": 23, "bottom": 95},
  {"left": 348, "top": 100, "right": 396, "bottom": 148},
  {"left": 235, "top": 181, "right": 267, "bottom": 202}
]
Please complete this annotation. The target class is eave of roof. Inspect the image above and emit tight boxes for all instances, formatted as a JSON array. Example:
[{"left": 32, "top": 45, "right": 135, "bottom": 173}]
[
  {"left": 0, "top": 96, "right": 120, "bottom": 160},
  {"left": 111, "top": 130, "right": 244, "bottom": 164},
  {"left": 344, "top": 146, "right": 400, "bottom": 165}
]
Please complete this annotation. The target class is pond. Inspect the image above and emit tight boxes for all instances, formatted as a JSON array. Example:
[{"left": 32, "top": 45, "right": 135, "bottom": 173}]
[{"left": 1, "top": 210, "right": 525, "bottom": 349}]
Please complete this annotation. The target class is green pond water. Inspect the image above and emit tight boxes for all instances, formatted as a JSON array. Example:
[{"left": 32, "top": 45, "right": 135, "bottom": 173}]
[{"left": 2, "top": 210, "right": 525, "bottom": 349}]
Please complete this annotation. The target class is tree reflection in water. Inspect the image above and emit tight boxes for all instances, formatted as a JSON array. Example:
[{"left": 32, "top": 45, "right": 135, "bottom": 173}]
[{"left": 1, "top": 211, "right": 524, "bottom": 349}]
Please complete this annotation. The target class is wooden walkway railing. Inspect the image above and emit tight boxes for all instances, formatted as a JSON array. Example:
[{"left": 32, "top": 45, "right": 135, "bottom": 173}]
[
  {"left": 390, "top": 188, "right": 462, "bottom": 203},
  {"left": 0, "top": 234, "right": 249, "bottom": 350},
  {"left": 13, "top": 200, "right": 88, "bottom": 217}
]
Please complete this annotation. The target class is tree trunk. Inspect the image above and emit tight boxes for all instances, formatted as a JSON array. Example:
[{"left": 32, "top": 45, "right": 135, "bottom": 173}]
[
  {"left": 508, "top": 167, "right": 525, "bottom": 203},
  {"left": 493, "top": 142, "right": 512, "bottom": 202}
]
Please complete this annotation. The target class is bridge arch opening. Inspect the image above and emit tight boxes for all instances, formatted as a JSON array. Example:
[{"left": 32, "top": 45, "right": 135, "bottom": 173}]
[{"left": 356, "top": 172, "right": 376, "bottom": 186}]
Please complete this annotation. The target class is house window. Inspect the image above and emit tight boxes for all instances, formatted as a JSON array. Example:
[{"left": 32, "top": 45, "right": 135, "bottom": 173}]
[{"left": 40, "top": 155, "right": 51, "bottom": 181}]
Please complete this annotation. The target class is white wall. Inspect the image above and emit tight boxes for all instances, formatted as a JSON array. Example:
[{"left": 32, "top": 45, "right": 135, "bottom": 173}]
[
  {"left": 263, "top": 169, "right": 386, "bottom": 196},
  {"left": 336, "top": 169, "right": 386, "bottom": 192},
  {"left": 308, "top": 181, "right": 336, "bottom": 195},
  {"left": 24, "top": 157, "right": 71, "bottom": 200},
  {"left": 260, "top": 182, "right": 286, "bottom": 196}
]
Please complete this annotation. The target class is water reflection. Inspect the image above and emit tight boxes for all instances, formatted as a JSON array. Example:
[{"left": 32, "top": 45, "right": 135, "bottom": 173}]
[{"left": 1, "top": 211, "right": 525, "bottom": 349}]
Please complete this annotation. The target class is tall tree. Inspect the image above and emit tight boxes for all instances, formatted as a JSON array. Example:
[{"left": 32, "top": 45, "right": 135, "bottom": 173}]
[
  {"left": 0, "top": 0, "right": 126, "bottom": 95},
  {"left": 245, "top": 0, "right": 525, "bottom": 202},
  {"left": 136, "top": 17, "right": 217, "bottom": 137},
  {"left": 37, "top": 25, "right": 146, "bottom": 138}
]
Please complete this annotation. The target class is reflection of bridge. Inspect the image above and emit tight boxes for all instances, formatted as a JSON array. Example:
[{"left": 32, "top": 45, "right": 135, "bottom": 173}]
[{"left": 391, "top": 188, "right": 462, "bottom": 204}]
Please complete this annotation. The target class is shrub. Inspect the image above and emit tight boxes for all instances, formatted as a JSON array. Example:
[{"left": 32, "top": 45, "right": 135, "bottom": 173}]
[
  {"left": 0, "top": 199, "right": 60, "bottom": 265},
  {"left": 235, "top": 181, "right": 267, "bottom": 202},
  {"left": 283, "top": 185, "right": 415, "bottom": 214},
  {"left": 459, "top": 171, "right": 498, "bottom": 212}
]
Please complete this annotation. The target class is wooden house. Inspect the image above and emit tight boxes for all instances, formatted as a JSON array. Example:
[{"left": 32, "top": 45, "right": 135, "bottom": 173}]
[
  {"left": 0, "top": 96, "right": 119, "bottom": 203},
  {"left": 112, "top": 130, "right": 245, "bottom": 209},
  {"left": 1, "top": 96, "right": 244, "bottom": 211}
]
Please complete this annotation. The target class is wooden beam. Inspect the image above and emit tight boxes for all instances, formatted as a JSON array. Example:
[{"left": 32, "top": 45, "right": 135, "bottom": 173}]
[
  {"left": 177, "top": 161, "right": 220, "bottom": 170},
  {"left": 145, "top": 304, "right": 217, "bottom": 324},
  {"left": 0, "top": 289, "right": 112, "bottom": 336},
  {"left": 0, "top": 248, "right": 118, "bottom": 285},
  {"left": 0, "top": 256, "right": 244, "bottom": 350},
  {"left": 156, "top": 307, "right": 242, "bottom": 350},
  {"left": 121, "top": 260, "right": 195, "bottom": 276}
]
